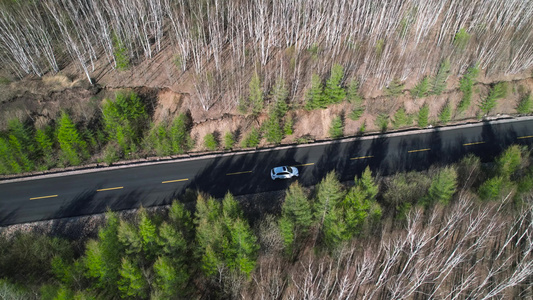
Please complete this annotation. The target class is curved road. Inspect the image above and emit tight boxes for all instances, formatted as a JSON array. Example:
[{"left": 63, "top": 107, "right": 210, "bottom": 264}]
[{"left": 1, "top": 117, "right": 532, "bottom": 226}]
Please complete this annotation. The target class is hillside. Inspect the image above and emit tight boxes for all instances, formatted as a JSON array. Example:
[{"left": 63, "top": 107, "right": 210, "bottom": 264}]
[{"left": 1, "top": 0, "right": 532, "bottom": 128}]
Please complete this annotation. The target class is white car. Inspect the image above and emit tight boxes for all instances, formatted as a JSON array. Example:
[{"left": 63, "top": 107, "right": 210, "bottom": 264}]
[{"left": 271, "top": 166, "right": 299, "bottom": 180}]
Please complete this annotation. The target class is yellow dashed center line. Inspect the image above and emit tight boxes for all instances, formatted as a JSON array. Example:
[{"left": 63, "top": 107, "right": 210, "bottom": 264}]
[
  {"left": 96, "top": 186, "right": 123, "bottom": 192},
  {"left": 408, "top": 148, "right": 430, "bottom": 153},
  {"left": 292, "top": 163, "right": 315, "bottom": 167},
  {"left": 350, "top": 155, "right": 374, "bottom": 160},
  {"left": 463, "top": 141, "right": 485, "bottom": 146},
  {"left": 30, "top": 194, "right": 58, "bottom": 200},
  {"left": 162, "top": 178, "right": 188, "bottom": 184},
  {"left": 226, "top": 170, "right": 253, "bottom": 176},
  {"left": 518, "top": 135, "right": 533, "bottom": 139}
]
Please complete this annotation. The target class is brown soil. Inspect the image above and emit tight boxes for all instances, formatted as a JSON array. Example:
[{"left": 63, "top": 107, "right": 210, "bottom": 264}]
[{"left": 1, "top": 41, "right": 533, "bottom": 154}]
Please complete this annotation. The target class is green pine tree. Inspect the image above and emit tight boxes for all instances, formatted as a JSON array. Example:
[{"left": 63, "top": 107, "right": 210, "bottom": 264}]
[
  {"left": 270, "top": 77, "right": 289, "bottom": 117},
  {"left": 412, "top": 77, "right": 430, "bottom": 98},
  {"left": 153, "top": 256, "right": 188, "bottom": 298},
  {"left": 418, "top": 104, "right": 430, "bottom": 128},
  {"left": 342, "top": 186, "right": 370, "bottom": 237},
  {"left": 264, "top": 112, "right": 284, "bottom": 144},
  {"left": 439, "top": 101, "right": 453, "bottom": 124},
  {"left": 7, "top": 119, "right": 35, "bottom": 171},
  {"left": 0, "top": 137, "right": 20, "bottom": 174},
  {"left": 457, "top": 65, "right": 479, "bottom": 113},
  {"left": 117, "top": 220, "right": 142, "bottom": 255},
  {"left": 517, "top": 94, "right": 532, "bottom": 114},
  {"left": 480, "top": 82, "right": 507, "bottom": 115},
  {"left": 157, "top": 222, "right": 187, "bottom": 259},
  {"left": 305, "top": 74, "right": 324, "bottom": 110},
  {"left": 83, "top": 212, "right": 123, "bottom": 295},
  {"left": 357, "top": 166, "right": 379, "bottom": 200},
  {"left": 329, "top": 116, "right": 344, "bottom": 139},
  {"left": 35, "top": 128, "right": 54, "bottom": 166},
  {"left": 168, "top": 200, "right": 193, "bottom": 239},
  {"left": 222, "top": 192, "right": 244, "bottom": 222},
  {"left": 118, "top": 258, "right": 147, "bottom": 298},
  {"left": 478, "top": 176, "right": 509, "bottom": 201},
  {"left": 385, "top": 79, "right": 404, "bottom": 97},
  {"left": 203, "top": 133, "right": 218, "bottom": 150},
  {"left": 282, "top": 182, "right": 312, "bottom": 230},
  {"left": 225, "top": 218, "right": 259, "bottom": 276},
  {"left": 278, "top": 216, "right": 295, "bottom": 252},
  {"left": 346, "top": 79, "right": 363, "bottom": 104},
  {"left": 426, "top": 167, "right": 457, "bottom": 205},
  {"left": 432, "top": 59, "right": 450, "bottom": 95},
  {"left": 224, "top": 132, "right": 235, "bottom": 150},
  {"left": 322, "top": 206, "right": 346, "bottom": 248},
  {"left": 57, "top": 112, "right": 87, "bottom": 165},
  {"left": 496, "top": 145, "right": 522, "bottom": 179},
  {"left": 249, "top": 72, "right": 264, "bottom": 116},
  {"left": 241, "top": 127, "right": 261, "bottom": 148},
  {"left": 138, "top": 210, "right": 159, "bottom": 259},
  {"left": 314, "top": 172, "right": 344, "bottom": 240},
  {"left": 323, "top": 64, "right": 346, "bottom": 104},
  {"left": 392, "top": 107, "right": 408, "bottom": 129},
  {"left": 169, "top": 113, "right": 192, "bottom": 154}
]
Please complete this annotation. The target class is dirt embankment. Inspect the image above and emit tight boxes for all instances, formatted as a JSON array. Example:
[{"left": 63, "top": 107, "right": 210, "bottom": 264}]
[{"left": 2, "top": 72, "right": 532, "bottom": 153}]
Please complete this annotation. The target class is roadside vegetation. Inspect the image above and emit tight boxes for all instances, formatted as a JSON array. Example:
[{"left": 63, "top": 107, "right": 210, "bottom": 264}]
[
  {"left": 0, "top": 92, "right": 194, "bottom": 175},
  {"left": 1, "top": 145, "right": 532, "bottom": 299}
]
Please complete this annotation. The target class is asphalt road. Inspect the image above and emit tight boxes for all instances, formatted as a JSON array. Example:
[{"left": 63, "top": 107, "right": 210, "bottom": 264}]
[{"left": 1, "top": 117, "right": 532, "bottom": 226}]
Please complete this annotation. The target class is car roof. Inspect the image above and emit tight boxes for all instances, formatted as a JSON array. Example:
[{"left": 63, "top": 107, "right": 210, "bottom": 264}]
[{"left": 273, "top": 166, "right": 288, "bottom": 173}]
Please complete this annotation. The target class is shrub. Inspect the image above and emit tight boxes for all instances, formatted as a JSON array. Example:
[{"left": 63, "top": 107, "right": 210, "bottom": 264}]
[
  {"left": 516, "top": 94, "right": 532, "bottom": 114},
  {"left": 383, "top": 171, "right": 431, "bottom": 216},
  {"left": 169, "top": 113, "right": 192, "bottom": 154},
  {"left": 112, "top": 33, "right": 129, "bottom": 70},
  {"left": 412, "top": 77, "right": 430, "bottom": 98},
  {"left": 241, "top": 128, "right": 260, "bottom": 148},
  {"left": 496, "top": 145, "right": 523, "bottom": 179},
  {"left": 453, "top": 28, "right": 470, "bottom": 50},
  {"left": 349, "top": 108, "right": 364, "bottom": 121},
  {"left": 418, "top": 104, "right": 430, "bottom": 128},
  {"left": 478, "top": 176, "right": 510, "bottom": 201},
  {"left": 146, "top": 123, "right": 171, "bottom": 156},
  {"left": 432, "top": 59, "right": 450, "bottom": 95},
  {"left": 385, "top": 79, "right": 404, "bottom": 97},
  {"left": 347, "top": 79, "right": 365, "bottom": 120},
  {"left": 439, "top": 101, "right": 453, "bottom": 124},
  {"left": 203, "top": 133, "right": 218, "bottom": 150},
  {"left": 346, "top": 79, "right": 363, "bottom": 105},
  {"left": 223, "top": 132, "right": 235, "bottom": 150},
  {"left": 375, "top": 39, "right": 385, "bottom": 57},
  {"left": 102, "top": 92, "right": 148, "bottom": 155},
  {"left": 284, "top": 116, "right": 294, "bottom": 135},
  {"left": 103, "top": 144, "right": 119, "bottom": 164},
  {"left": 426, "top": 167, "right": 457, "bottom": 206},
  {"left": 329, "top": 116, "right": 344, "bottom": 139},
  {"left": 375, "top": 114, "right": 389, "bottom": 132},
  {"left": 264, "top": 113, "right": 284, "bottom": 144},
  {"left": 457, "top": 65, "right": 480, "bottom": 114},
  {"left": 392, "top": 107, "right": 409, "bottom": 129},
  {"left": 358, "top": 121, "right": 366, "bottom": 135},
  {"left": 480, "top": 82, "right": 507, "bottom": 115}
]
